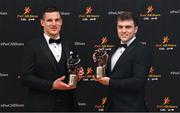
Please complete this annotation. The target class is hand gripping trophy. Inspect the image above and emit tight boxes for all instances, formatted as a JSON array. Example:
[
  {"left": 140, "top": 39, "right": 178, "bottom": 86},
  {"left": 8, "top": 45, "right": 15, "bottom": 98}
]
[
  {"left": 93, "top": 48, "right": 108, "bottom": 78},
  {"left": 67, "top": 51, "right": 81, "bottom": 87}
]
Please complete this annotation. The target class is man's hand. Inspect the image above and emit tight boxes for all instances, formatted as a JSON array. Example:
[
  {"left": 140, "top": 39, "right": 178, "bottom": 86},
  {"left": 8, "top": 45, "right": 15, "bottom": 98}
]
[
  {"left": 76, "top": 67, "right": 84, "bottom": 81},
  {"left": 51, "top": 76, "right": 76, "bottom": 90},
  {"left": 95, "top": 76, "right": 110, "bottom": 86}
]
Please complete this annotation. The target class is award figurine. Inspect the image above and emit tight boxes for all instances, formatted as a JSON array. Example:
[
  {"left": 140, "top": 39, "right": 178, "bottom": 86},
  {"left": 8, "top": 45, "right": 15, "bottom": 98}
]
[
  {"left": 93, "top": 48, "right": 108, "bottom": 78},
  {"left": 67, "top": 51, "right": 81, "bottom": 87}
]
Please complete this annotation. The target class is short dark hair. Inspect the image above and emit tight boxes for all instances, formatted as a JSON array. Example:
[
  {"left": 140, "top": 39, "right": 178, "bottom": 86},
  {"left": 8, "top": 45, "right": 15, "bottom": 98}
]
[
  {"left": 117, "top": 11, "right": 138, "bottom": 26},
  {"left": 41, "top": 5, "right": 61, "bottom": 19}
]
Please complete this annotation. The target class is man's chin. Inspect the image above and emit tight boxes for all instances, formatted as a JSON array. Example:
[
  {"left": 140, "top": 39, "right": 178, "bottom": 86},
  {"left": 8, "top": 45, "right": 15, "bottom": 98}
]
[
  {"left": 121, "top": 38, "right": 128, "bottom": 41},
  {"left": 49, "top": 34, "right": 59, "bottom": 38},
  {"left": 51, "top": 32, "right": 59, "bottom": 36}
]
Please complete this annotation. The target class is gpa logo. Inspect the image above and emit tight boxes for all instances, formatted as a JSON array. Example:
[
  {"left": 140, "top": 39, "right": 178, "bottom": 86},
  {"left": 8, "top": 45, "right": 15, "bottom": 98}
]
[
  {"left": 140, "top": 5, "right": 161, "bottom": 20},
  {"left": 155, "top": 36, "right": 177, "bottom": 51},
  {"left": 148, "top": 66, "right": 161, "bottom": 81},
  {"left": 0, "top": 11, "right": 8, "bottom": 16},
  {"left": 156, "top": 97, "right": 178, "bottom": 111},
  {"left": 0, "top": 73, "right": 8, "bottom": 77},
  {"left": 17, "top": 6, "right": 38, "bottom": 21},
  {"left": 79, "top": 6, "right": 100, "bottom": 21}
]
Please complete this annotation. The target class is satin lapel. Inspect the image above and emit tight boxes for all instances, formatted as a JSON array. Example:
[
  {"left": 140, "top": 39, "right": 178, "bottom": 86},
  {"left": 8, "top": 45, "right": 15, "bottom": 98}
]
[
  {"left": 107, "top": 46, "right": 118, "bottom": 75},
  {"left": 39, "top": 37, "right": 57, "bottom": 71},
  {"left": 111, "top": 39, "right": 138, "bottom": 73},
  {"left": 61, "top": 40, "right": 69, "bottom": 60}
]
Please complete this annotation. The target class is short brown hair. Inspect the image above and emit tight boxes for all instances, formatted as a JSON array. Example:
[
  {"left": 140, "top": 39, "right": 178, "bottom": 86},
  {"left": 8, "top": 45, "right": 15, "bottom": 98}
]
[
  {"left": 41, "top": 5, "right": 61, "bottom": 20},
  {"left": 117, "top": 11, "right": 138, "bottom": 26}
]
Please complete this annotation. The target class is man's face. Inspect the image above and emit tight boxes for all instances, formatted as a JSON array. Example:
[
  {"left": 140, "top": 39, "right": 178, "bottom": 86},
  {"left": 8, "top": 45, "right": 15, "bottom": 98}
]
[
  {"left": 41, "top": 12, "right": 62, "bottom": 38},
  {"left": 117, "top": 19, "right": 138, "bottom": 44}
]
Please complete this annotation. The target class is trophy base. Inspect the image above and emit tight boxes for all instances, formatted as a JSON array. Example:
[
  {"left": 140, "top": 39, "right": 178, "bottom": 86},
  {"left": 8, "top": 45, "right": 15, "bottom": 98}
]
[
  {"left": 96, "top": 66, "right": 105, "bottom": 78},
  {"left": 68, "top": 74, "right": 78, "bottom": 87}
]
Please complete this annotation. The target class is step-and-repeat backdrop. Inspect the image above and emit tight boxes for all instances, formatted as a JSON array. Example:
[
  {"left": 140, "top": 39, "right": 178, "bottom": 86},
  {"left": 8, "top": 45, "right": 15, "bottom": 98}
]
[{"left": 0, "top": 0, "right": 180, "bottom": 112}]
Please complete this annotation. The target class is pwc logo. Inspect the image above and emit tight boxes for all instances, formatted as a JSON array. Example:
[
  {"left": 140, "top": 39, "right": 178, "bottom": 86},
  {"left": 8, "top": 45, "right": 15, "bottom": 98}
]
[
  {"left": 156, "top": 96, "right": 178, "bottom": 111},
  {"left": 95, "top": 97, "right": 107, "bottom": 111},
  {"left": 148, "top": 66, "right": 161, "bottom": 81},
  {"left": 80, "top": 67, "right": 95, "bottom": 82},
  {"left": 155, "top": 36, "right": 176, "bottom": 51},
  {"left": 17, "top": 6, "right": 38, "bottom": 21},
  {"left": 94, "top": 36, "right": 114, "bottom": 49},
  {"left": 140, "top": 5, "right": 161, "bottom": 21},
  {"left": 86, "top": 67, "right": 93, "bottom": 75},
  {"left": 147, "top": 5, "right": 154, "bottom": 14},
  {"left": 79, "top": 6, "right": 100, "bottom": 21},
  {"left": 163, "top": 97, "right": 171, "bottom": 105},
  {"left": 24, "top": 6, "right": 31, "bottom": 15},
  {"left": 85, "top": 6, "right": 93, "bottom": 15},
  {"left": 101, "top": 37, "right": 108, "bottom": 45}
]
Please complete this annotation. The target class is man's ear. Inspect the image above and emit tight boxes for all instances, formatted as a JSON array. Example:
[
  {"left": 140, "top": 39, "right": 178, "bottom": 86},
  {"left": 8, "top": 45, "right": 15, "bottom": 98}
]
[
  {"left": 60, "top": 19, "right": 63, "bottom": 26},
  {"left": 135, "top": 26, "right": 138, "bottom": 34},
  {"left": 40, "top": 19, "right": 44, "bottom": 27}
]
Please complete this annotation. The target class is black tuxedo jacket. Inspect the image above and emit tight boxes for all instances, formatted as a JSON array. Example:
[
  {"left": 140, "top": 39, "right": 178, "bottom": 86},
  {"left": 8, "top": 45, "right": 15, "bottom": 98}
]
[
  {"left": 21, "top": 36, "right": 78, "bottom": 111},
  {"left": 105, "top": 39, "right": 152, "bottom": 112}
]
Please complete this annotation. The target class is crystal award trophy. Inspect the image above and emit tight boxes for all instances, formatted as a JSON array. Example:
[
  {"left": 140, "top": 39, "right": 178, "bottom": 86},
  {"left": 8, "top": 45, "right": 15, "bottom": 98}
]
[{"left": 67, "top": 51, "right": 81, "bottom": 87}]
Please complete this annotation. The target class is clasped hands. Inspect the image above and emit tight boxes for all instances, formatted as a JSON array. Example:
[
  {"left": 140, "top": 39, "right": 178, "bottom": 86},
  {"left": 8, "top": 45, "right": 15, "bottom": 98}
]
[{"left": 51, "top": 67, "right": 84, "bottom": 90}]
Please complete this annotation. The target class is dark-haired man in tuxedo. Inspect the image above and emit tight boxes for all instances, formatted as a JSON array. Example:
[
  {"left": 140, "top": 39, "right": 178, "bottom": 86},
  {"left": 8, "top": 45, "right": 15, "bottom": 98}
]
[
  {"left": 94, "top": 11, "right": 152, "bottom": 112},
  {"left": 21, "top": 6, "right": 80, "bottom": 111}
]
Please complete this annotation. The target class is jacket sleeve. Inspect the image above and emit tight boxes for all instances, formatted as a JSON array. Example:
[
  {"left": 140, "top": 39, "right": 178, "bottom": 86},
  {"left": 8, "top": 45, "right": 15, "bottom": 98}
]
[
  {"left": 20, "top": 42, "right": 53, "bottom": 92},
  {"left": 109, "top": 46, "right": 152, "bottom": 92}
]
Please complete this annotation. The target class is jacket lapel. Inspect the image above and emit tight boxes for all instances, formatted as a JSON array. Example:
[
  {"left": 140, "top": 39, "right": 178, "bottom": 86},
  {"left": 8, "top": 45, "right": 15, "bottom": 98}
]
[
  {"left": 61, "top": 41, "right": 69, "bottom": 60},
  {"left": 107, "top": 46, "right": 118, "bottom": 75},
  {"left": 110, "top": 39, "right": 138, "bottom": 73},
  {"left": 39, "top": 37, "right": 57, "bottom": 71}
]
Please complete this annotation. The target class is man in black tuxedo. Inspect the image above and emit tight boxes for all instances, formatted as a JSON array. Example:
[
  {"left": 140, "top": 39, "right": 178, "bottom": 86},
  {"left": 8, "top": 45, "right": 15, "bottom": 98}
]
[
  {"left": 21, "top": 6, "right": 80, "bottom": 111},
  {"left": 95, "top": 11, "right": 152, "bottom": 111}
]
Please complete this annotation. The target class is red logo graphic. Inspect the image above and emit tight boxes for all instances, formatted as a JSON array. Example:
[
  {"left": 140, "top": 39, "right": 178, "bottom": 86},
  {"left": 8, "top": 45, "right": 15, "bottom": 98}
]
[
  {"left": 86, "top": 67, "right": 93, "bottom": 75},
  {"left": 149, "top": 66, "right": 155, "bottom": 74},
  {"left": 24, "top": 6, "right": 31, "bottom": 15},
  {"left": 147, "top": 5, "right": 154, "bottom": 14},
  {"left": 162, "top": 36, "right": 169, "bottom": 44},
  {"left": 101, "top": 37, "right": 108, "bottom": 45},
  {"left": 85, "top": 6, "right": 93, "bottom": 15},
  {"left": 95, "top": 97, "right": 107, "bottom": 109},
  {"left": 163, "top": 97, "right": 171, "bottom": 105}
]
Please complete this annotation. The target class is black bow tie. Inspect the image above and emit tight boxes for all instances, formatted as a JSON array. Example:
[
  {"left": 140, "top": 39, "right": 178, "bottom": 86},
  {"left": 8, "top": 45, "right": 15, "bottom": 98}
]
[
  {"left": 118, "top": 44, "right": 127, "bottom": 48},
  {"left": 49, "top": 38, "right": 61, "bottom": 44}
]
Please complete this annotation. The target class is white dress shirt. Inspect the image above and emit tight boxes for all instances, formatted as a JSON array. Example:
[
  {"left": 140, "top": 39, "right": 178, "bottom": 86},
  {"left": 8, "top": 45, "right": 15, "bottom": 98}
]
[
  {"left": 111, "top": 36, "right": 136, "bottom": 71},
  {"left": 44, "top": 33, "right": 62, "bottom": 62}
]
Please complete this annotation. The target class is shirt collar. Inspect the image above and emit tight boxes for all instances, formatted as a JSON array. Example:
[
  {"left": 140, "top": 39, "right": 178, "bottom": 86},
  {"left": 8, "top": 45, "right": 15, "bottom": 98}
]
[
  {"left": 44, "top": 33, "right": 60, "bottom": 44},
  {"left": 121, "top": 36, "right": 136, "bottom": 47}
]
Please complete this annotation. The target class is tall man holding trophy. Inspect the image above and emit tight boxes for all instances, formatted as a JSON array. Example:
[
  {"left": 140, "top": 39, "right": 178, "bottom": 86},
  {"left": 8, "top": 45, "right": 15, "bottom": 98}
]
[
  {"left": 21, "top": 5, "right": 82, "bottom": 111},
  {"left": 93, "top": 11, "right": 152, "bottom": 112}
]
